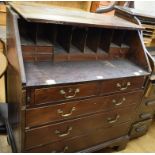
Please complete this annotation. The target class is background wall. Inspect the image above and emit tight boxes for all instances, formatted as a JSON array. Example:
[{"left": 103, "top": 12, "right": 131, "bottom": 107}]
[{"left": 135, "top": 1, "right": 155, "bottom": 15}]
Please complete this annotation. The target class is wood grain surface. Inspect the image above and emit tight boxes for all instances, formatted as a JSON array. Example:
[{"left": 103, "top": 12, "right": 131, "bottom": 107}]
[
  {"left": 10, "top": 3, "right": 142, "bottom": 30},
  {"left": 24, "top": 59, "right": 149, "bottom": 87}
]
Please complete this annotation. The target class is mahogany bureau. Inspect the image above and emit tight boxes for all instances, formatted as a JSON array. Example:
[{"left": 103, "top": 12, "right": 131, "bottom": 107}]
[{"left": 6, "top": 3, "right": 151, "bottom": 152}]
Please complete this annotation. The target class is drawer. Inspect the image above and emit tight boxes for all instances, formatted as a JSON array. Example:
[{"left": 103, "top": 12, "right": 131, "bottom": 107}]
[
  {"left": 26, "top": 122, "right": 130, "bottom": 152},
  {"left": 21, "top": 45, "right": 53, "bottom": 53},
  {"left": 22, "top": 45, "right": 36, "bottom": 53},
  {"left": 33, "top": 82, "right": 98, "bottom": 105},
  {"left": 25, "top": 106, "right": 136, "bottom": 148},
  {"left": 129, "top": 119, "right": 152, "bottom": 139},
  {"left": 36, "top": 46, "right": 54, "bottom": 53},
  {"left": 100, "top": 76, "right": 145, "bottom": 95},
  {"left": 26, "top": 90, "right": 143, "bottom": 127}
]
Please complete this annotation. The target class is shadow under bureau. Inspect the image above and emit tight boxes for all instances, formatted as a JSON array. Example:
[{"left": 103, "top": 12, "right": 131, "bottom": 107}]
[{"left": 6, "top": 3, "right": 151, "bottom": 152}]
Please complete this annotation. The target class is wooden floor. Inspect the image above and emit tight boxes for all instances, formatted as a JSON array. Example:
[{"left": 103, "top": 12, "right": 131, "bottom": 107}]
[{"left": 1, "top": 122, "right": 155, "bottom": 153}]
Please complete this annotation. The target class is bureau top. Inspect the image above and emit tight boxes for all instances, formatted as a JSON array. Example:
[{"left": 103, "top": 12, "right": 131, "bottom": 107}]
[{"left": 10, "top": 3, "right": 142, "bottom": 30}]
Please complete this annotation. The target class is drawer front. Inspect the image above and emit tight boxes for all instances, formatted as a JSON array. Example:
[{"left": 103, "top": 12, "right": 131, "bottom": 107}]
[
  {"left": 36, "top": 46, "right": 53, "bottom": 53},
  {"left": 26, "top": 122, "right": 130, "bottom": 153},
  {"left": 26, "top": 90, "right": 143, "bottom": 127},
  {"left": 25, "top": 106, "right": 136, "bottom": 148},
  {"left": 100, "top": 76, "right": 145, "bottom": 95},
  {"left": 34, "top": 82, "right": 98, "bottom": 105},
  {"left": 22, "top": 45, "right": 36, "bottom": 53},
  {"left": 21, "top": 45, "right": 54, "bottom": 53}
]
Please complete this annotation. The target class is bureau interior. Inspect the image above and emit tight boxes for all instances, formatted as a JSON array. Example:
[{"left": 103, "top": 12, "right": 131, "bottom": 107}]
[
  {"left": 18, "top": 19, "right": 144, "bottom": 62},
  {"left": 18, "top": 19, "right": 150, "bottom": 86}
]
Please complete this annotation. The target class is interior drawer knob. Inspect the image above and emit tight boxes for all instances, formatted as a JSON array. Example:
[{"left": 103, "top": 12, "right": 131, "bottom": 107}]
[
  {"left": 107, "top": 114, "right": 120, "bottom": 124},
  {"left": 117, "top": 82, "right": 131, "bottom": 91},
  {"left": 55, "top": 127, "right": 72, "bottom": 137},
  {"left": 112, "top": 97, "right": 126, "bottom": 106},
  {"left": 57, "top": 107, "right": 76, "bottom": 117},
  {"left": 60, "top": 88, "right": 80, "bottom": 99}
]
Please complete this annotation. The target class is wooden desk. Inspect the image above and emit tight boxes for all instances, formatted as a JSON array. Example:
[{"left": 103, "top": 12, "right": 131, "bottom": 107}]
[{"left": 7, "top": 4, "right": 150, "bottom": 152}]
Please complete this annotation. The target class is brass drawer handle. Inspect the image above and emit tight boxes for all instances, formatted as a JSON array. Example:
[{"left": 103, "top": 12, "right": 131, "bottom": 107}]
[
  {"left": 60, "top": 88, "right": 80, "bottom": 99},
  {"left": 112, "top": 97, "right": 126, "bottom": 106},
  {"left": 57, "top": 107, "right": 76, "bottom": 117},
  {"left": 117, "top": 82, "right": 131, "bottom": 91},
  {"left": 107, "top": 114, "right": 120, "bottom": 124},
  {"left": 55, "top": 127, "right": 72, "bottom": 137},
  {"left": 51, "top": 146, "right": 69, "bottom": 153}
]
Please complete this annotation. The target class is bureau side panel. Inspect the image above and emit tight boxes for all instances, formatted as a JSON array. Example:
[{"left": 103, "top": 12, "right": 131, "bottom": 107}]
[{"left": 6, "top": 8, "right": 26, "bottom": 152}]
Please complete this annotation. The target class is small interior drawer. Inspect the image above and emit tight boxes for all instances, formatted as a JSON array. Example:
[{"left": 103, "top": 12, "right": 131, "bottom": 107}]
[
  {"left": 33, "top": 82, "right": 98, "bottom": 105},
  {"left": 26, "top": 122, "right": 130, "bottom": 153},
  {"left": 26, "top": 90, "right": 143, "bottom": 127},
  {"left": 25, "top": 107, "right": 134, "bottom": 149},
  {"left": 100, "top": 76, "right": 145, "bottom": 95}
]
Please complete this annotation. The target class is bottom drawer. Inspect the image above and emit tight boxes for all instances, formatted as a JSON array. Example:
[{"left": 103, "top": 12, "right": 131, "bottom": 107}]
[{"left": 26, "top": 122, "right": 130, "bottom": 153}]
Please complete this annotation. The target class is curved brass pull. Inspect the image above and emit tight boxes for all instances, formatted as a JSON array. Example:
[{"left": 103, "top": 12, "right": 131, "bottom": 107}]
[
  {"left": 57, "top": 107, "right": 76, "bottom": 117},
  {"left": 60, "top": 88, "right": 80, "bottom": 99},
  {"left": 112, "top": 97, "right": 126, "bottom": 106},
  {"left": 117, "top": 82, "right": 131, "bottom": 91},
  {"left": 51, "top": 146, "right": 69, "bottom": 153},
  {"left": 55, "top": 127, "right": 72, "bottom": 137},
  {"left": 107, "top": 114, "right": 120, "bottom": 124}
]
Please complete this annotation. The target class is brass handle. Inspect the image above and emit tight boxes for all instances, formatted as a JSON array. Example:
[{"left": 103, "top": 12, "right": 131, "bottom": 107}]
[
  {"left": 51, "top": 146, "right": 69, "bottom": 153},
  {"left": 60, "top": 88, "right": 80, "bottom": 99},
  {"left": 117, "top": 82, "right": 131, "bottom": 91},
  {"left": 55, "top": 127, "right": 72, "bottom": 137},
  {"left": 107, "top": 114, "right": 120, "bottom": 124},
  {"left": 57, "top": 107, "right": 76, "bottom": 117},
  {"left": 112, "top": 97, "right": 126, "bottom": 106}
]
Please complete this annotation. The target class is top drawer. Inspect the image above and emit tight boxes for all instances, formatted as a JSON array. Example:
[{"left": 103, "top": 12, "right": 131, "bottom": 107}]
[
  {"left": 100, "top": 76, "right": 145, "bottom": 95},
  {"left": 32, "top": 82, "right": 98, "bottom": 105}
]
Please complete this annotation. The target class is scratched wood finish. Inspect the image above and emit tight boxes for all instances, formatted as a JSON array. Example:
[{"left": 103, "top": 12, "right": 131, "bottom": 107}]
[
  {"left": 34, "top": 82, "right": 98, "bottom": 105},
  {"left": 24, "top": 60, "right": 149, "bottom": 87},
  {"left": 26, "top": 90, "right": 143, "bottom": 127},
  {"left": 25, "top": 122, "right": 130, "bottom": 152},
  {"left": 25, "top": 106, "right": 137, "bottom": 149},
  {"left": 10, "top": 3, "right": 142, "bottom": 30}
]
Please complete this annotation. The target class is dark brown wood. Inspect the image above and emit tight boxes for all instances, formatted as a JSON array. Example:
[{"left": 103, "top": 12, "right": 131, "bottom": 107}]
[
  {"left": 86, "top": 27, "right": 101, "bottom": 52},
  {"left": 26, "top": 90, "right": 143, "bottom": 127},
  {"left": 7, "top": 4, "right": 151, "bottom": 153},
  {"left": 26, "top": 122, "right": 130, "bottom": 152},
  {"left": 100, "top": 76, "right": 145, "bottom": 95},
  {"left": 10, "top": 3, "right": 143, "bottom": 30},
  {"left": 34, "top": 82, "right": 98, "bottom": 105},
  {"left": 72, "top": 27, "right": 87, "bottom": 52},
  {"left": 6, "top": 8, "right": 26, "bottom": 152},
  {"left": 129, "top": 119, "right": 152, "bottom": 139},
  {"left": 24, "top": 60, "right": 149, "bottom": 87},
  {"left": 25, "top": 106, "right": 136, "bottom": 149}
]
